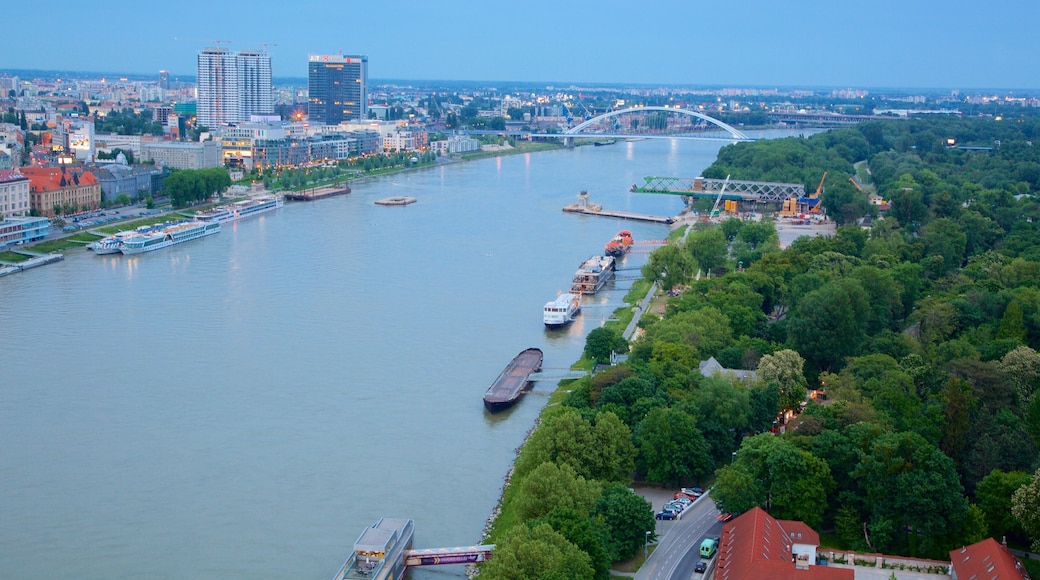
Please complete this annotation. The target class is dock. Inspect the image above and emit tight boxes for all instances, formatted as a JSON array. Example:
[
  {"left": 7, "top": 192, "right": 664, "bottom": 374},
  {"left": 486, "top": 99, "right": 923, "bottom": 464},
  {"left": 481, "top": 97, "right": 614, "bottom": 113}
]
[
  {"left": 562, "top": 204, "right": 674, "bottom": 224},
  {"left": 562, "top": 189, "right": 674, "bottom": 224},
  {"left": 284, "top": 183, "right": 351, "bottom": 201},
  {"left": 375, "top": 196, "right": 417, "bottom": 206},
  {"left": 0, "top": 251, "right": 64, "bottom": 277}
]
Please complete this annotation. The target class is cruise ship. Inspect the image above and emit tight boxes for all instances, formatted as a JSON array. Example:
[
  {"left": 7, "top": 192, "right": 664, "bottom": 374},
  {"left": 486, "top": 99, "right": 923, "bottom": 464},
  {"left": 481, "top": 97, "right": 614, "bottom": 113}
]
[
  {"left": 570, "top": 255, "right": 616, "bottom": 295},
  {"left": 194, "top": 195, "right": 283, "bottom": 223},
  {"left": 119, "top": 220, "right": 220, "bottom": 254},
  {"left": 332, "top": 518, "right": 414, "bottom": 580},
  {"left": 544, "top": 293, "right": 580, "bottom": 328},
  {"left": 88, "top": 230, "right": 139, "bottom": 254}
]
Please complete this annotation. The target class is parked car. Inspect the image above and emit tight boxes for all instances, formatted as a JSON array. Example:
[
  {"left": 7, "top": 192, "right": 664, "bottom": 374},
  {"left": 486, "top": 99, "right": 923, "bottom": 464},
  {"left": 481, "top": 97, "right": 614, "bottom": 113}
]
[
  {"left": 695, "top": 561, "right": 707, "bottom": 573},
  {"left": 655, "top": 509, "right": 678, "bottom": 520}
]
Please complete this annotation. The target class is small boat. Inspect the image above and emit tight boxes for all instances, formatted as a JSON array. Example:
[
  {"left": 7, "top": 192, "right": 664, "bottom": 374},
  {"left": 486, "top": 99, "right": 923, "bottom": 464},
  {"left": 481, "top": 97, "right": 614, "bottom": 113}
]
[
  {"left": 570, "top": 255, "right": 615, "bottom": 295},
  {"left": 483, "top": 348, "right": 543, "bottom": 413},
  {"left": 544, "top": 293, "right": 580, "bottom": 328},
  {"left": 605, "top": 230, "right": 633, "bottom": 256}
]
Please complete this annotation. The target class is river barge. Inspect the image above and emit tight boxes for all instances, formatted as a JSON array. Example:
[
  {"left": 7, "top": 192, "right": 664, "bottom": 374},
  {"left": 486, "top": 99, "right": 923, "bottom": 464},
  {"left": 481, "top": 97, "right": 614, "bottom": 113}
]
[
  {"left": 570, "top": 255, "right": 615, "bottom": 295},
  {"left": 483, "top": 348, "right": 543, "bottom": 413},
  {"left": 332, "top": 518, "right": 414, "bottom": 580}
]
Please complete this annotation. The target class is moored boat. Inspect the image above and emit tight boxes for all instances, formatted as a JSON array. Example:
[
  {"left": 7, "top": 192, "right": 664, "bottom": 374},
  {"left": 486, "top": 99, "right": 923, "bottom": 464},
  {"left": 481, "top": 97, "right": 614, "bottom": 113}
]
[
  {"left": 483, "top": 348, "right": 543, "bottom": 413},
  {"left": 119, "top": 220, "right": 221, "bottom": 255},
  {"left": 605, "top": 230, "right": 633, "bottom": 256},
  {"left": 331, "top": 518, "right": 414, "bottom": 580},
  {"left": 544, "top": 293, "right": 580, "bottom": 328},
  {"left": 195, "top": 195, "right": 283, "bottom": 223},
  {"left": 570, "top": 255, "right": 615, "bottom": 295}
]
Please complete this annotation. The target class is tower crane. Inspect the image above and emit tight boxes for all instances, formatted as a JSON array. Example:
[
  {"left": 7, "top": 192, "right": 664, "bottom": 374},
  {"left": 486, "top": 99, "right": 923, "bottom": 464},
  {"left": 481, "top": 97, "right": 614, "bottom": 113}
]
[{"left": 709, "top": 174, "right": 731, "bottom": 220}]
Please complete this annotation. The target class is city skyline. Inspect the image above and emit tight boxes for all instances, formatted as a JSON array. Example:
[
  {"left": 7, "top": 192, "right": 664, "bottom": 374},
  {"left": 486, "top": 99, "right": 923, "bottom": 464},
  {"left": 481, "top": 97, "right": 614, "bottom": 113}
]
[{"left": 4, "top": 0, "right": 1040, "bottom": 90}]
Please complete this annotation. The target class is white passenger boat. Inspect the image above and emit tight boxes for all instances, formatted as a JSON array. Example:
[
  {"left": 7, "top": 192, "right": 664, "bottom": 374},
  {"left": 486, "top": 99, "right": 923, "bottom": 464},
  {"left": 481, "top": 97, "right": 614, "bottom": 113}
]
[
  {"left": 332, "top": 518, "right": 414, "bottom": 580},
  {"left": 119, "top": 220, "right": 220, "bottom": 254},
  {"left": 195, "top": 195, "right": 283, "bottom": 223},
  {"left": 544, "top": 293, "right": 580, "bottom": 328}
]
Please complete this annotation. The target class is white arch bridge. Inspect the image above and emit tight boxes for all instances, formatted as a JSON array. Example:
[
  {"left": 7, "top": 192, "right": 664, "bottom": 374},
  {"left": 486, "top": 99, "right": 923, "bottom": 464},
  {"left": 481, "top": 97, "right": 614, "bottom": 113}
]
[{"left": 530, "top": 106, "right": 752, "bottom": 143}]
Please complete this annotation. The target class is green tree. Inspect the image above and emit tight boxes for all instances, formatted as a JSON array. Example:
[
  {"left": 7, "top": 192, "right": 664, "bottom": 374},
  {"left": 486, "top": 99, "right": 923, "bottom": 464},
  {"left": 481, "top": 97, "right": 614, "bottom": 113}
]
[
  {"left": 479, "top": 522, "right": 594, "bottom": 579},
  {"left": 513, "top": 461, "right": 601, "bottom": 522},
  {"left": 591, "top": 483, "right": 656, "bottom": 561},
  {"left": 642, "top": 243, "right": 697, "bottom": 290},
  {"left": 634, "top": 407, "right": 712, "bottom": 484},
  {"left": 685, "top": 227, "right": 728, "bottom": 274},
  {"left": 976, "top": 469, "right": 1031, "bottom": 540},
  {"left": 756, "top": 349, "right": 808, "bottom": 413},
  {"left": 533, "top": 508, "right": 611, "bottom": 580},
  {"left": 583, "top": 327, "right": 627, "bottom": 365},
  {"left": 787, "top": 278, "right": 870, "bottom": 371},
  {"left": 1012, "top": 467, "right": 1040, "bottom": 552},
  {"left": 712, "top": 434, "right": 833, "bottom": 527}
]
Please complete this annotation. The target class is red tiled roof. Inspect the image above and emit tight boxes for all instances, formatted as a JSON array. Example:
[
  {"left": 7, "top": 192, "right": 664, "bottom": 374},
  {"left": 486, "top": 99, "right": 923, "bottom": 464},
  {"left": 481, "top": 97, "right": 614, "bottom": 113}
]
[
  {"left": 0, "top": 169, "right": 27, "bottom": 183},
  {"left": 715, "top": 507, "right": 852, "bottom": 580},
  {"left": 950, "top": 538, "right": 1029, "bottom": 580},
  {"left": 777, "top": 520, "right": 820, "bottom": 547},
  {"left": 20, "top": 167, "right": 98, "bottom": 192}
]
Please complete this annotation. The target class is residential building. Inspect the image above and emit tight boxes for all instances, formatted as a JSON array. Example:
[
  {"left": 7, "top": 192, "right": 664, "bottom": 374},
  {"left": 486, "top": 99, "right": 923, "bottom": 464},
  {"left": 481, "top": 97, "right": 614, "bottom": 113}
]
[
  {"left": 0, "top": 123, "right": 25, "bottom": 168},
  {"left": 94, "top": 133, "right": 145, "bottom": 158},
  {"left": 0, "top": 216, "right": 49, "bottom": 248},
  {"left": 54, "top": 117, "right": 95, "bottom": 161},
  {"left": 949, "top": 538, "right": 1030, "bottom": 580},
  {"left": 716, "top": 507, "right": 853, "bottom": 580},
  {"left": 22, "top": 166, "right": 101, "bottom": 217},
  {"left": 91, "top": 163, "right": 164, "bottom": 201},
  {"left": 699, "top": 356, "right": 758, "bottom": 383},
  {"left": 0, "top": 169, "right": 30, "bottom": 218},
  {"left": 141, "top": 141, "right": 222, "bottom": 170},
  {"left": 308, "top": 54, "right": 368, "bottom": 124},
  {"left": 196, "top": 48, "right": 273, "bottom": 128},
  {"left": 429, "top": 135, "right": 481, "bottom": 155}
]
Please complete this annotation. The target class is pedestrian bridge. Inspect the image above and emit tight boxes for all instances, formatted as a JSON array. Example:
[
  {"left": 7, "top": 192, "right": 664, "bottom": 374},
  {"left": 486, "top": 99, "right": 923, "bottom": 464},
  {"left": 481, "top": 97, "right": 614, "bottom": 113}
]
[{"left": 403, "top": 545, "right": 495, "bottom": 566}]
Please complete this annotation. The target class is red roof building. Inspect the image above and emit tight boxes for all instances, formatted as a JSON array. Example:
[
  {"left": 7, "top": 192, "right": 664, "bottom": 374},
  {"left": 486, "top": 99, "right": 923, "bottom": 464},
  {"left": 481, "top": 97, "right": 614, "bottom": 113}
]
[
  {"left": 949, "top": 538, "right": 1030, "bottom": 580},
  {"left": 715, "top": 507, "right": 853, "bottom": 580},
  {"left": 21, "top": 166, "right": 101, "bottom": 217}
]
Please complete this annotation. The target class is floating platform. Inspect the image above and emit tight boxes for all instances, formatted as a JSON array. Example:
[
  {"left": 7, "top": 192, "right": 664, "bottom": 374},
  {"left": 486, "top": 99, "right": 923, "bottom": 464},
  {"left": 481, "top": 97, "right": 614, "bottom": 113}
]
[
  {"left": 483, "top": 348, "right": 543, "bottom": 413},
  {"left": 562, "top": 204, "right": 674, "bottom": 224},
  {"left": 375, "top": 196, "right": 417, "bottom": 206},
  {"left": 284, "top": 184, "right": 351, "bottom": 201},
  {"left": 0, "top": 252, "right": 64, "bottom": 277}
]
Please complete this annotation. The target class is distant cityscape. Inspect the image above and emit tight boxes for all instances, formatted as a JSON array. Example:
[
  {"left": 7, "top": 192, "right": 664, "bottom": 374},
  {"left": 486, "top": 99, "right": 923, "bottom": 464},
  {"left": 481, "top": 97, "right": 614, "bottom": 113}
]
[{"left": 1, "top": 46, "right": 1039, "bottom": 240}]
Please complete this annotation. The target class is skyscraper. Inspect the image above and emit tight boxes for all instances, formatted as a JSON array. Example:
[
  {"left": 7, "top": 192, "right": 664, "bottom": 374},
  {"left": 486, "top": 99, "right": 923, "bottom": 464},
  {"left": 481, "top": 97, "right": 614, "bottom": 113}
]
[
  {"left": 196, "top": 48, "right": 273, "bottom": 129},
  {"left": 159, "top": 70, "right": 169, "bottom": 90},
  {"left": 308, "top": 54, "right": 368, "bottom": 125}
]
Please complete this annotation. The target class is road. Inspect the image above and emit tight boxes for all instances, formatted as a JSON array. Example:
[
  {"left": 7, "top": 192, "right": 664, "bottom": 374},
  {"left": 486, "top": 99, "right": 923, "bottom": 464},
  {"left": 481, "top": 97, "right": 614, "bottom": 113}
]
[{"left": 636, "top": 491, "right": 723, "bottom": 580}]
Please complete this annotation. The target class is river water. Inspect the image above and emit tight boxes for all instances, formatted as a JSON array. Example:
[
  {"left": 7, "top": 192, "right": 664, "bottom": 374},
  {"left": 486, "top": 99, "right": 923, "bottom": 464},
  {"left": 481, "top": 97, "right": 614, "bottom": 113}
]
[{"left": 0, "top": 130, "right": 799, "bottom": 578}]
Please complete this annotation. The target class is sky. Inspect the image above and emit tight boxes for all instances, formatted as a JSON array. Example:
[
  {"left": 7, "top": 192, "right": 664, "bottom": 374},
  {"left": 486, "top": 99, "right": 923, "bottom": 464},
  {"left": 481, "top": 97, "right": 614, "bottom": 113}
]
[{"left": 5, "top": 0, "right": 1040, "bottom": 90}]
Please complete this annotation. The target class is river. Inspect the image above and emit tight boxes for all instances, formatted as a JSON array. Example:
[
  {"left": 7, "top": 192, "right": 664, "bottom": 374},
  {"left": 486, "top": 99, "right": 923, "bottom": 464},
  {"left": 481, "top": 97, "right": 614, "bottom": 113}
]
[{"left": 0, "top": 130, "right": 802, "bottom": 578}]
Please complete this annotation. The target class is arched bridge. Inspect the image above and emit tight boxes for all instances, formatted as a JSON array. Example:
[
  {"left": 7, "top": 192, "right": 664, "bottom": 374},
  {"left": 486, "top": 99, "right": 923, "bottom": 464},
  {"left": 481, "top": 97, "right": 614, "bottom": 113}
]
[{"left": 564, "top": 106, "right": 751, "bottom": 141}]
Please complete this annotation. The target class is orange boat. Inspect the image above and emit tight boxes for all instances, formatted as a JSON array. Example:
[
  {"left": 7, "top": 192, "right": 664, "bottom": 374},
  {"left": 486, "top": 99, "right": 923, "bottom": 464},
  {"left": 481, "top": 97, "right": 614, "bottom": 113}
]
[{"left": 605, "top": 230, "right": 633, "bottom": 256}]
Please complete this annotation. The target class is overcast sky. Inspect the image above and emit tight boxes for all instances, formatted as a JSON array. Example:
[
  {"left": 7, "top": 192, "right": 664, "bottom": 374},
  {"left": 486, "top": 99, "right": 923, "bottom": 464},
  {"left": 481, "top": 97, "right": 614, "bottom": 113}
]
[{"left": 5, "top": 0, "right": 1039, "bottom": 89}]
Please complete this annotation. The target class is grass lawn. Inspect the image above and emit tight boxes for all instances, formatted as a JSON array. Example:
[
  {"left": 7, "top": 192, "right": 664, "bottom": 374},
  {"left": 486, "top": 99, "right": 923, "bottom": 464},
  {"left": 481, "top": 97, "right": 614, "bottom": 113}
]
[{"left": 0, "top": 251, "right": 31, "bottom": 262}]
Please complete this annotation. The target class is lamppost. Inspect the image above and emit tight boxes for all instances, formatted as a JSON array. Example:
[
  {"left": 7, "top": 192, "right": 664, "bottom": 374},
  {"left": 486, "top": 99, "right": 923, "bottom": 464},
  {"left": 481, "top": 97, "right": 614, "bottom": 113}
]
[{"left": 645, "top": 530, "right": 652, "bottom": 560}]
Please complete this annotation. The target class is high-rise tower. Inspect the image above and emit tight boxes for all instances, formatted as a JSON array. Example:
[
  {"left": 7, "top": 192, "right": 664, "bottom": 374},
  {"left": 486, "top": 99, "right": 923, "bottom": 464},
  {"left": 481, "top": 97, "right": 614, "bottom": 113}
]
[
  {"left": 196, "top": 48, "right": 273, "bottom": 128},
  {"left": 307, "top": 54, "right": 368, "bottom": 125}
]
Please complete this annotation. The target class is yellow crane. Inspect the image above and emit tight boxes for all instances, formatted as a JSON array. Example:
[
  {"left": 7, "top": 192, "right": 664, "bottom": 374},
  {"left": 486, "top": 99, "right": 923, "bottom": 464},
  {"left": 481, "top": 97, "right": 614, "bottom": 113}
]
[{"left": 811, "top": 171, "right": 827, "bottom": 199}]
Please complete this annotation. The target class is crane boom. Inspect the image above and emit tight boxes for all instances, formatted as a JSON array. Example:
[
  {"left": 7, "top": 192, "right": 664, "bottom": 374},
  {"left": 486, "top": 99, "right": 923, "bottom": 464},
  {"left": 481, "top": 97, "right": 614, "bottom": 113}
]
[
  {"left": 710, "top": 174, "right": 731, "bottom": 218},
  {"left": 812, "top": 171, "right": 828, "bottom": 199}
]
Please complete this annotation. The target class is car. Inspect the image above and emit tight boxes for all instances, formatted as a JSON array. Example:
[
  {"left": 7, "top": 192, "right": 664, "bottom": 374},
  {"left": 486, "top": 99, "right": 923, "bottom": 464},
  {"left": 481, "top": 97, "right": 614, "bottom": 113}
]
[
  {"left": 655, "top": 509, "right": 678, "bottom": 520},
  {"left": 680, "top": 487, "right": 703, "bottom": 497},
  {"left": 664, "top": 501, "right": 686, "bottom": 512},
  {"left": 695, "top": 561, "right": 707, "bottom": 573}
]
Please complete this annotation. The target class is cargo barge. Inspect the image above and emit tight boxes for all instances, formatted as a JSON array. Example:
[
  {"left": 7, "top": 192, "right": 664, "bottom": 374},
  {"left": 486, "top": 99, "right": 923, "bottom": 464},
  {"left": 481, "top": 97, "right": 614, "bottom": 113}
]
[{"left": 482, "top": 348, "right": 543, "bottom": 413}]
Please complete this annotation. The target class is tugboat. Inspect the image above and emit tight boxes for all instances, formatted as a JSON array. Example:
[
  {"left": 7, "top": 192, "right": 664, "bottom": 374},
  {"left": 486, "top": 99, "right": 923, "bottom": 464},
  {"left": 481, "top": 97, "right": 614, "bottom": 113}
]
[{"left": 605, "top": 230, "right": 633, "bottom": 256}]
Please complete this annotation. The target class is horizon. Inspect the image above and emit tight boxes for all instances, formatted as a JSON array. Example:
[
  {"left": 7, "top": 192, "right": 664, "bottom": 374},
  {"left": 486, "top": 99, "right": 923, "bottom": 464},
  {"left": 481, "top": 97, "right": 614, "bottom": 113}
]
[{"left": 3, "top": 1, "right": 1039, "bottom": 90}]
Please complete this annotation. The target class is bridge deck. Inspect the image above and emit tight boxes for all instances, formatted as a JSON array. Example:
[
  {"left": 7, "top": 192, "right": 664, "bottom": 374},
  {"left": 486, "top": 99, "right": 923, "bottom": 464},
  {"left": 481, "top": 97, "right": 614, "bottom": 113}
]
[{"left": 633, "top": 176, "right": 805, "bottom": 203}]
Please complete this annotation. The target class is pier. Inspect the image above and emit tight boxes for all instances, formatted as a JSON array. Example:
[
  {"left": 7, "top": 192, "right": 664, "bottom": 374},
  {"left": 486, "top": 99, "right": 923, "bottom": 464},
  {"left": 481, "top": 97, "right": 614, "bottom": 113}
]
[
  {"left": 0, "top": 250, "right": 64, "bottom": 277},
  {"left": 284, "top": 183, "right": 351, "bottom": 201},
  {"left": 562, "top": 190, "right": 674, "bottom": 224}
]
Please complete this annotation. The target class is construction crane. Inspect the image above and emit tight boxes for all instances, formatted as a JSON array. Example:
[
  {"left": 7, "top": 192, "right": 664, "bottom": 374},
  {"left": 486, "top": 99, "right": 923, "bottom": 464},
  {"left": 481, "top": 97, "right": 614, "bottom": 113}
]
[
  {"left": 848, "top": 177, "right": 863, "bottom": 192},
  {"left": 709, "top": 174, "right": 731, "bottom": 220},
  {"left": 811, "top": 171, "right": 827, "bottom": 199}
]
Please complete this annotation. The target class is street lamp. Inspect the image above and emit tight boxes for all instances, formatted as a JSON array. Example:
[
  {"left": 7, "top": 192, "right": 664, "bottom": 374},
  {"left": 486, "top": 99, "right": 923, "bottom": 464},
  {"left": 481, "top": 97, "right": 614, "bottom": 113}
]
[{"left": 645, "top": 530, "right": 652, "bottom": 559}]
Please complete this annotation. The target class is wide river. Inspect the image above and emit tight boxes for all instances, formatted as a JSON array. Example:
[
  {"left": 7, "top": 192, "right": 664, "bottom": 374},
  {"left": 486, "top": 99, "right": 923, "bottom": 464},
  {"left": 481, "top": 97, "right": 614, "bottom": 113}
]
[{"left": 0, "top": 130, "right": 802, "bottom": 579}]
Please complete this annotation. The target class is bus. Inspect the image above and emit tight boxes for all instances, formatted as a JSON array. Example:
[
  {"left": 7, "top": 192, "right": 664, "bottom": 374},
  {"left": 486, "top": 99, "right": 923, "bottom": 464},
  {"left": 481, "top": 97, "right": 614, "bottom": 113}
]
[{"left": 699, "top": 537, "right": 717, "bottom": 558}]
